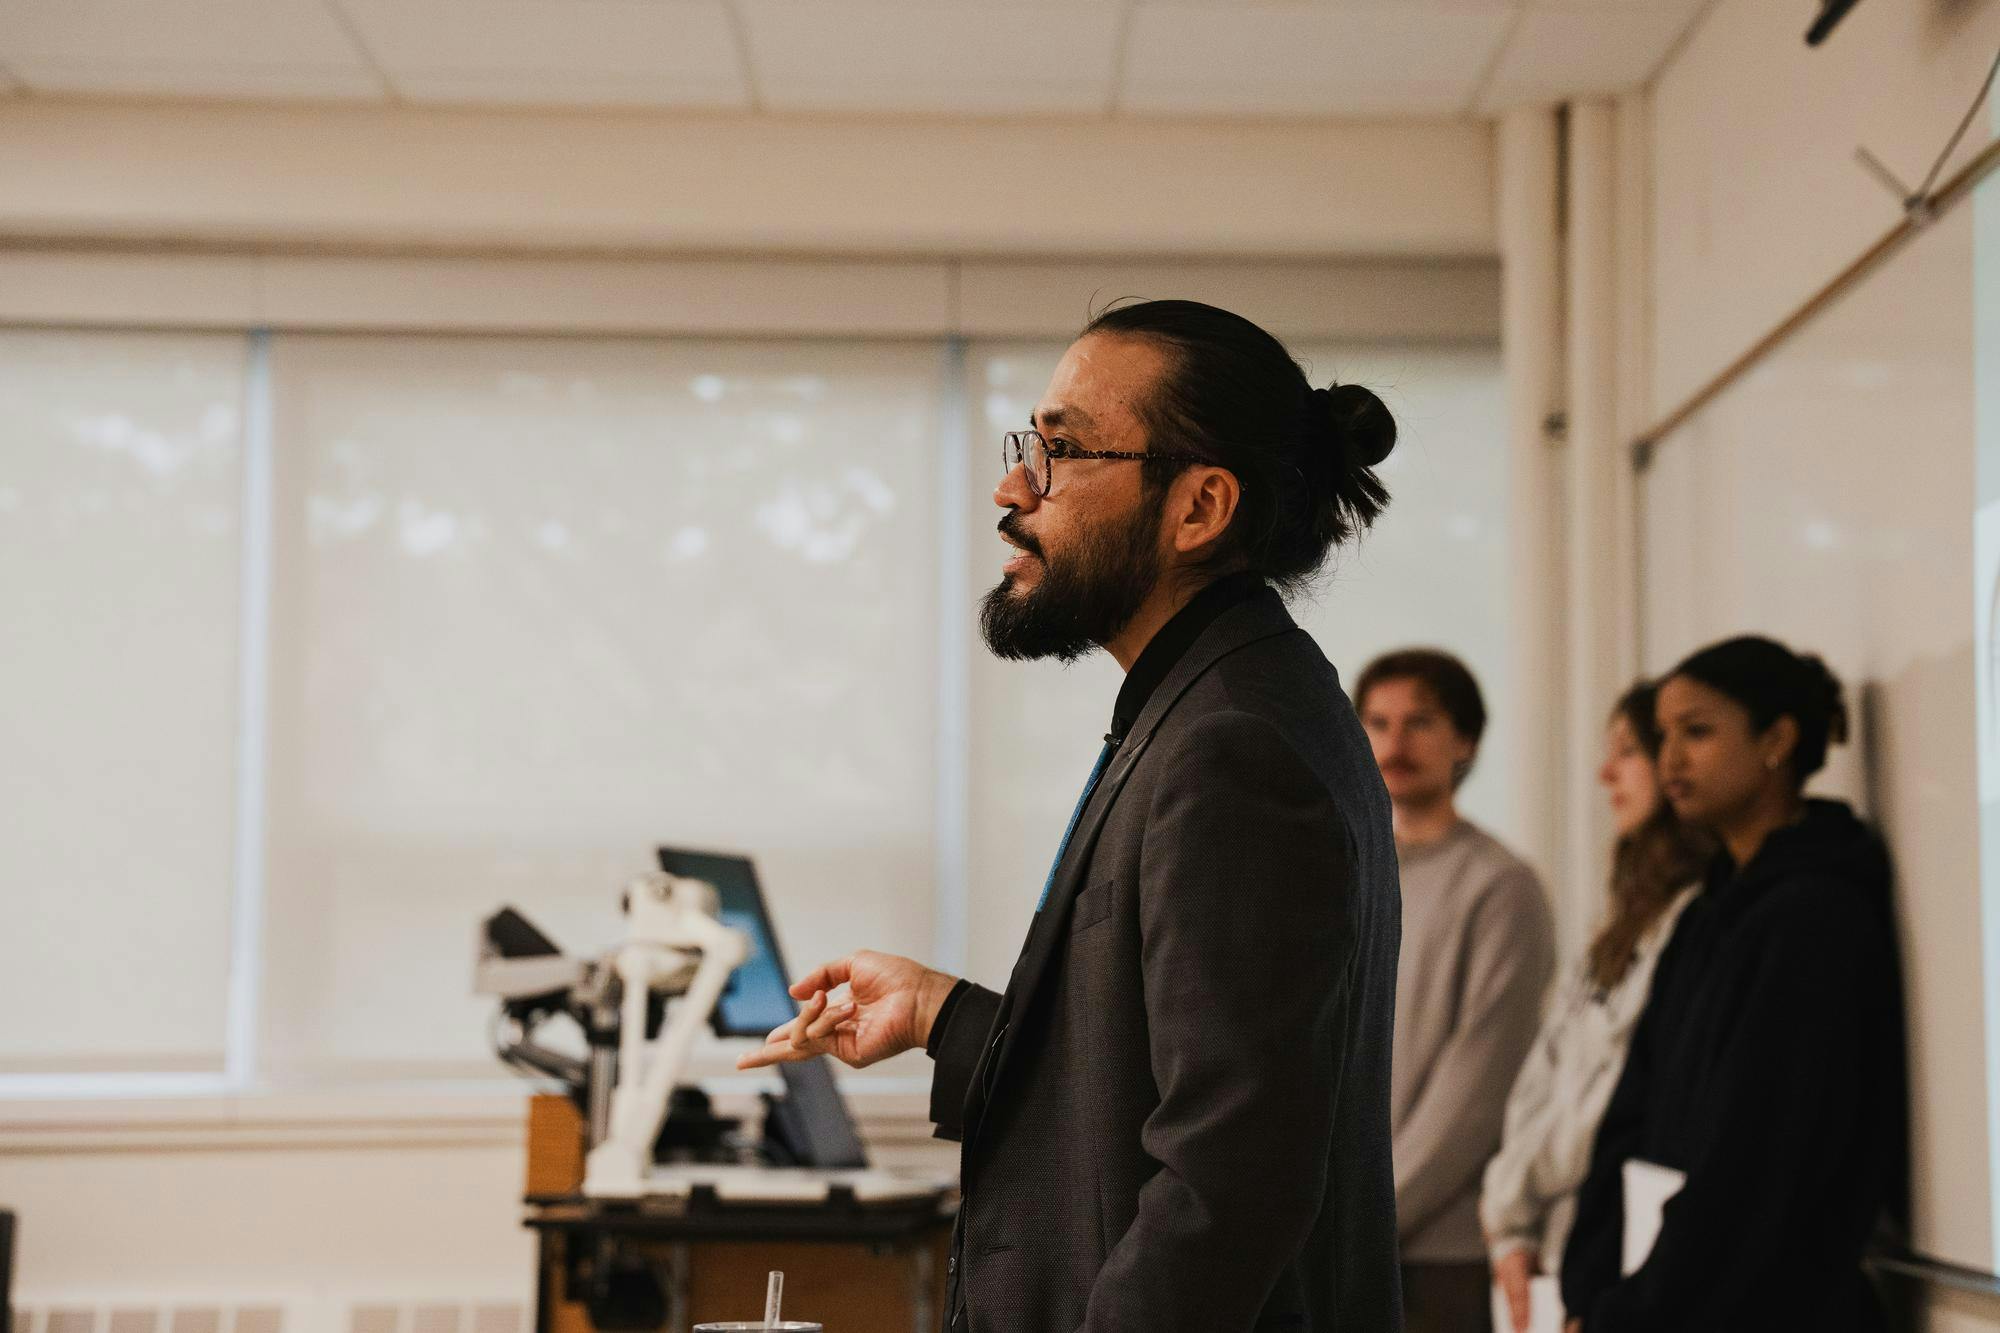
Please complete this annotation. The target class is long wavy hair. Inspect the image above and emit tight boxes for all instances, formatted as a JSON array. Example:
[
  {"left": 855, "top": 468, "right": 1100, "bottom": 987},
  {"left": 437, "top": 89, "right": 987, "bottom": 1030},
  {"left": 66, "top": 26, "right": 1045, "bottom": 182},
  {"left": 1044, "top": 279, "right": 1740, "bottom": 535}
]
[{"left": 1586, "top": 681, "right": 1714, "bottom": 992}]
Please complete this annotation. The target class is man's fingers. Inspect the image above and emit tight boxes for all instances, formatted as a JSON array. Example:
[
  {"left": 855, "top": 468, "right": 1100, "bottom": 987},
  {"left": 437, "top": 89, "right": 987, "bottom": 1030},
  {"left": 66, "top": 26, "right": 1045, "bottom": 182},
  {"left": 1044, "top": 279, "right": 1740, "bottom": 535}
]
[
  {"left": 805, "top": 1001, "right": 856, "bottom": 1041},
  {"left": 735, "top": 1042, "right": 792, "bottom": 1070},
  {"left": 763, "top": 998, "right": 852, "bottom": 1047},
  {"left": 788, "top": 956, "right": 855, "bottom": 1001},
  {"left": 735, "top": 1033, "right": 835, "bottom": 1070},
  {"left": 786, "top": 990, "right": 828, "bottom": 1047}
]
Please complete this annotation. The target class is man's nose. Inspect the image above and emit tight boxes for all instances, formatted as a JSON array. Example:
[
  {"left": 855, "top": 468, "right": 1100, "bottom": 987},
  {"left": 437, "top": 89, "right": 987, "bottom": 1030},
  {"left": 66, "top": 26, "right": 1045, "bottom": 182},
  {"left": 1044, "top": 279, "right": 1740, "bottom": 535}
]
[{"left": 995, "top": 461, "right": 1039, "bottom": 511}]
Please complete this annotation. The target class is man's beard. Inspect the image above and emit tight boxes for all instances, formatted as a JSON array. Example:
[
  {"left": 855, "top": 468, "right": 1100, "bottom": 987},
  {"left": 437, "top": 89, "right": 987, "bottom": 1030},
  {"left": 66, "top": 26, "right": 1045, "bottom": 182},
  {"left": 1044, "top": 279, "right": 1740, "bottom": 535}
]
[{"left": 980, "top": 498, "right": 1165, "bottom": 663}]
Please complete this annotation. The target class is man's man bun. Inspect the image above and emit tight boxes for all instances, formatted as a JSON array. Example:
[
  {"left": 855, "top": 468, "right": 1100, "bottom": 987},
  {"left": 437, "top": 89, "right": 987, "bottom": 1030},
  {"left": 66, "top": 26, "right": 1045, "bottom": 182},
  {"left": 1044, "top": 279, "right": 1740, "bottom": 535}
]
[{"left": 1311, "top": 382, "right": 1398, "bottom": 468}]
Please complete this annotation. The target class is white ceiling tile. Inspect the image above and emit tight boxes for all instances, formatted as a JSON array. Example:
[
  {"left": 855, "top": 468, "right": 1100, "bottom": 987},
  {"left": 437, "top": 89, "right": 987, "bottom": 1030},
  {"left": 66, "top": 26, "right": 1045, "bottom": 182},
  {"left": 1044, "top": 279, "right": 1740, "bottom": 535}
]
[
  {"left": 1121, "top": 4, "right": 1515, "bottom": 117},
  {"left": 0, "top": 0, "right": 383, "bottom": 97},
  {"left": 736, "top": 1, "right": 1123, "bottom": 115},
  {"left": 337, "top": 0, "right": 749, "bottom": 109},
  {"left": 1479, "top": 4, "right": 1705, "bottom": 111}
]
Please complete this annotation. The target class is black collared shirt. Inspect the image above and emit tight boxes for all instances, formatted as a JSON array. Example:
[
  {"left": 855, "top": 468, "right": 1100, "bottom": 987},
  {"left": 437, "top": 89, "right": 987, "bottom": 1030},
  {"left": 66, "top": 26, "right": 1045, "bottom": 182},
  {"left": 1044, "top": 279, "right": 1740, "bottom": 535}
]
[
  {"left": 925, "top": 570, "right": 1270, "bottom": 1057},
  {"left": 1109, "top": 570, "right": 1270, "bottom": 743}
]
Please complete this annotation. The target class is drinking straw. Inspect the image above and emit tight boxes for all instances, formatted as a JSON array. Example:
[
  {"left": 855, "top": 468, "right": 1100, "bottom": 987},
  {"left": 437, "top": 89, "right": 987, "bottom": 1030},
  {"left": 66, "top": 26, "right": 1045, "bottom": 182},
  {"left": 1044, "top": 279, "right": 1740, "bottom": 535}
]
[{"left": 764, "top": 1270, "right": 784, "bottom": 1329}]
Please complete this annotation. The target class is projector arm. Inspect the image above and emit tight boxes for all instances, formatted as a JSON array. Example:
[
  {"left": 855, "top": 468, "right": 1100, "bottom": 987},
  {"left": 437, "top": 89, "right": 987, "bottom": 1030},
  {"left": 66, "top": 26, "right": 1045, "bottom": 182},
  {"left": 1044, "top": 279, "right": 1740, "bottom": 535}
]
[
  {"left": 583, "top": 873, "right": 751, "bottom": 1198},
  {"left": 492, "top": 1013, "right": 590, "bottom": 1089},
  {"left": 475, "top": 936, "right": 595, "bottom": 1096}
]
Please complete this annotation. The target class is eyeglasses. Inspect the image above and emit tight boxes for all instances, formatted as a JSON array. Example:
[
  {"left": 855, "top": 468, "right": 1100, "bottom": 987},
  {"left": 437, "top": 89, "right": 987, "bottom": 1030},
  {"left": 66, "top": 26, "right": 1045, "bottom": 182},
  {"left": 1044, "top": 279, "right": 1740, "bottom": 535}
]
[{"left": 1001, "top": 429, "right": 1211, "bottom": 498}]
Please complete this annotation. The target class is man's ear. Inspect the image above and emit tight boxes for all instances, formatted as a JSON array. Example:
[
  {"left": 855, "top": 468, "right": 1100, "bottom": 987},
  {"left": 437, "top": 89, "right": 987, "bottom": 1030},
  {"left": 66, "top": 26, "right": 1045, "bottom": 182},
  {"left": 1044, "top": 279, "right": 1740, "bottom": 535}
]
[{"left": 1170, "top": 466, "right": 1241, "bottom": 557}]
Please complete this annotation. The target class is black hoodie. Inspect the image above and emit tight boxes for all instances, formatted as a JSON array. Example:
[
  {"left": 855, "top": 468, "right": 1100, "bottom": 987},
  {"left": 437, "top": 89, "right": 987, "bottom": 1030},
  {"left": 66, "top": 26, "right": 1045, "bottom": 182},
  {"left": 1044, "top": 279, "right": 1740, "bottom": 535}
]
[{"left": 1560, "top": 799, "right": 1908, "bottom": 1332}]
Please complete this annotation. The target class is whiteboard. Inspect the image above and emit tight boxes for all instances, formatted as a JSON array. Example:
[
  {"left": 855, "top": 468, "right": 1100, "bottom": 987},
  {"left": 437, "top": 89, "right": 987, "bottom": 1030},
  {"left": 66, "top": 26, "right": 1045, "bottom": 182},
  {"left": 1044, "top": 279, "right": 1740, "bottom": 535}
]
[{"left": 1639, "top": 197, "right": 1990, "bottom": 1269}]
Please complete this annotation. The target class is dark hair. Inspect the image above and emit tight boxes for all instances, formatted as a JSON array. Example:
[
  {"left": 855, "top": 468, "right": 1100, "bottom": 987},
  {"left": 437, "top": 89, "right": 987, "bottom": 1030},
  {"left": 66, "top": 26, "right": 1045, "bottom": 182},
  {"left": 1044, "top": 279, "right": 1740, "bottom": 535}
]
[
  {"left": 1355, "top": 648, "right": 1487, "bottom": 742},
  {"left": 1354, "top": 648, "right": 1487, "bottom": 786},
  {"left": 1082, "top": 299, "right": 1396, "bottom": 594},
  {"left": 1666, "top": 635, "right": 1849, "bottom": 787},
  {"left": 1586, "top": 680, "right": 1714, "bottom": 991}
]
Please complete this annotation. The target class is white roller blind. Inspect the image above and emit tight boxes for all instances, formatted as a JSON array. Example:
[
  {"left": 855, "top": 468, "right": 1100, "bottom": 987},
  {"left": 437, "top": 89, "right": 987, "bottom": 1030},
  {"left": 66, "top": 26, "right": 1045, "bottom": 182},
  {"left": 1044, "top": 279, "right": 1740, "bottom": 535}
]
[
  {"left": 1, "top": 318, "right": 1509, "bottom": 1092},
  {"left": 1287, "top": 341, "right": 1517, "bottom": 842},
  {"left": 0, "top": 330, "right": 247, "bottom": 1073},
  {"left": 258, "top": 334, "right": 946, "bottom": 1081}
]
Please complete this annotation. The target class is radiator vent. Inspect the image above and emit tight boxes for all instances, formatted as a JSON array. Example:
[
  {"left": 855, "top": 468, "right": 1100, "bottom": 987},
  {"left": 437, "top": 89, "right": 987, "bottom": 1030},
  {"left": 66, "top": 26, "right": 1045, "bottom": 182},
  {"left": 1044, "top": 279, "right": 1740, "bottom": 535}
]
[
  {"left": 12, "top": 1299, "right": 524, "bottom": 1333},
  {"left": 13, "top": 1308, "right": 287, "bottom": 1333},
  {"left": 346, "top": 1306, "right": 522, "bottom": 1333}
]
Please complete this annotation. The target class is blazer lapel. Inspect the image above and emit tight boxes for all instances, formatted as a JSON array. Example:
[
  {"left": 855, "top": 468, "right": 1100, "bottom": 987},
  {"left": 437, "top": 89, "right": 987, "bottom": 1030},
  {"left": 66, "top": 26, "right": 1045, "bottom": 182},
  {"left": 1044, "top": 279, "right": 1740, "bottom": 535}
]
[{"left": 968, "top": 592, "right": 1302, "bottom": 1121}]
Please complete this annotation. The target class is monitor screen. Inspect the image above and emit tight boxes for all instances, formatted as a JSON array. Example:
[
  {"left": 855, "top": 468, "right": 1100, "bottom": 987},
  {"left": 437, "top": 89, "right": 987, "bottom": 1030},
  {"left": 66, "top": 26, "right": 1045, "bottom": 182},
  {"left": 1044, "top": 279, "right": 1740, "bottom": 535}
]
[
  {"left": 654, "top": 846, "right": 799, "bottom": 1039},
  {"left": 654, "top": 844, "right": 868, "bottom": 1168}
]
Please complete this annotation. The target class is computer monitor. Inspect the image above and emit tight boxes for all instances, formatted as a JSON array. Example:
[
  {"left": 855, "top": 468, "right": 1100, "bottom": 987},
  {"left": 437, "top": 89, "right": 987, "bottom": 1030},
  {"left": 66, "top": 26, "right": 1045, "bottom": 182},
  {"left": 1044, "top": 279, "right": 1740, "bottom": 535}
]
[{"left": 654, "top": 845, "right": 867, "bottom": 1169}]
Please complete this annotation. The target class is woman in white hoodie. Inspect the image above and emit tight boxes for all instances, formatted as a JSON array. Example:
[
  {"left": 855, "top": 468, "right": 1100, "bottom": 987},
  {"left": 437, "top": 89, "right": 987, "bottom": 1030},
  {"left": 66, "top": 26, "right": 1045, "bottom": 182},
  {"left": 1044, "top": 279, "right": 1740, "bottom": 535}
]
[{"left": 1481, "top": 681, "right": 1711, "bottom": 1333}]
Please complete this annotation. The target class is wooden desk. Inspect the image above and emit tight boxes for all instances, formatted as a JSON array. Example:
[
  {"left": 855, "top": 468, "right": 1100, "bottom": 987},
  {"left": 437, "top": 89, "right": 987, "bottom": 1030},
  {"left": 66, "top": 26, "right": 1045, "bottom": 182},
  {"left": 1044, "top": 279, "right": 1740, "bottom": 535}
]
[
  {"left": 522, "top": 1095, "right": 953, "bottom": 1333},
  {"left": 527, "top": 1193, "right": 953, "bottom": 1333}
]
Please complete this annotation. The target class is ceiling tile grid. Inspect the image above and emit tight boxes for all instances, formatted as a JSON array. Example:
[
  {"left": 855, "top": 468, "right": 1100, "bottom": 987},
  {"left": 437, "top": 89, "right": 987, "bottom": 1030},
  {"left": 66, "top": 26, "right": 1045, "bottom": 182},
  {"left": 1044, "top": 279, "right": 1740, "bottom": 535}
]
[
  {"left": 0, "top": 0, "right": 1716, "bottom": 117},
  {"left": 333, "top": 0, "right": 750, "bottom": 109},
  {"left": 1119, "top": 3, "right": 1516, "bottom": 118},
  {"left": 1478, "top": 0, "right": 1710, "bottom": 112},
  {"left": 0, "top": 0, "right": 386, "bottom": 99},
  {"left": 734, "top": 1, "right": 1127, "bottom": 116}
]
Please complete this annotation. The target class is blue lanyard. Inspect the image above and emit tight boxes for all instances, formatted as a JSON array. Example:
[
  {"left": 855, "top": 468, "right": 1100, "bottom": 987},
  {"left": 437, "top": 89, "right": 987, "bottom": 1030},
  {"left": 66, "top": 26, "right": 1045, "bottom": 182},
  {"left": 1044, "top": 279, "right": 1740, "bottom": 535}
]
[{"left": 1037, "top": 737, "right": 1117, "bottom": 911}]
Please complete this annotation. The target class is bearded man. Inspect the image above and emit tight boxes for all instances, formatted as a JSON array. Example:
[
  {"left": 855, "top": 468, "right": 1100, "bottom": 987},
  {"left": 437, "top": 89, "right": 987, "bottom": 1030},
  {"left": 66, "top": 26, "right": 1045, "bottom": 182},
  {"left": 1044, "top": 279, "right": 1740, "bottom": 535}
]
[{"left": 741, "top": 300, "right": 1407, "bottom": 1333}]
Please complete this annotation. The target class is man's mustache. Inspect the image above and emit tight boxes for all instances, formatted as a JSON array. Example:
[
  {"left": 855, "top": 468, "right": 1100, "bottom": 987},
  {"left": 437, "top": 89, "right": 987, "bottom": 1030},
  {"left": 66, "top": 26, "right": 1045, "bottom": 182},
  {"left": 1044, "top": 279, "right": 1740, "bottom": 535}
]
[{"left": 998, "top": 512, "right": 1044, "bottom": 560}]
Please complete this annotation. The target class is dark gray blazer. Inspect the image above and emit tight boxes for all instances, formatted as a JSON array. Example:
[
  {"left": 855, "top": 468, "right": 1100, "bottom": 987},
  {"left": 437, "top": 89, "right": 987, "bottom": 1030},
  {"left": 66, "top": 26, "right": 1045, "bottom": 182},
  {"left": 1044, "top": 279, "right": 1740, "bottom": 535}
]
[{"left": 930, "top": 591, "right": 1403, "bottom": 1332}]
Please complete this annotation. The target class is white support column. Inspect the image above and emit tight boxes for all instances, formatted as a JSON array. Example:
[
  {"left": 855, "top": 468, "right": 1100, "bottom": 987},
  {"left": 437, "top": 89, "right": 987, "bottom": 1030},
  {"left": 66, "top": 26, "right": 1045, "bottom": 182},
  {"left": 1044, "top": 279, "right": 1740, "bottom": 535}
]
[
  {"left": 1499, "top": 107, "right": 1566, "bottom": 894},
  {"left": 1562, "top": 100, "right": 1622, "bottom": 960},
  {"left": 1613, "top": 90, "right": 1654, "bottom": 678},
  {"left": 933, "top": 338, "right": 972, "bottom": 977},
  {"left": 226, "top": 328, "right": 276, "bottom": 1088}
]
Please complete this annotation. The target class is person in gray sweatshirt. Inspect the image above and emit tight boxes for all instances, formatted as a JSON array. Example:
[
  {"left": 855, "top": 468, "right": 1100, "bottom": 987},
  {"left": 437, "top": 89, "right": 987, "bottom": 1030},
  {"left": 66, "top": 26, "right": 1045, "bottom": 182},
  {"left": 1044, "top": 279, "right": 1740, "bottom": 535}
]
[{"left": 1357, "top": 648, "right": 1557, "bottom": 1333}]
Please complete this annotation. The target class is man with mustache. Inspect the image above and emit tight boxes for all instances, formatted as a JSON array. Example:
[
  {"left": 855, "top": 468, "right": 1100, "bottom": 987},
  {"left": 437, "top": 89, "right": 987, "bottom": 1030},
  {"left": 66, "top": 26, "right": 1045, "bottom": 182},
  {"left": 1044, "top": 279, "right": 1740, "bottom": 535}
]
[
  {"left": 1354, "top": 650, "right": 1555, "bottom": 1333},
  {"left": 741, "top": 300, "right": 1405, "bottom": 1332}
]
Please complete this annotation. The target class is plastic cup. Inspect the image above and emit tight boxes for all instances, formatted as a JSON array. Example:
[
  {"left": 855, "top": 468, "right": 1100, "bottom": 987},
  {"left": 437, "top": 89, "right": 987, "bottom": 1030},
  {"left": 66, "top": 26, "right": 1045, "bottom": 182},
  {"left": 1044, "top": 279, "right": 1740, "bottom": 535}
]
[{"left": 692, "top": 1325, "right": 822, "bottom": 1332}]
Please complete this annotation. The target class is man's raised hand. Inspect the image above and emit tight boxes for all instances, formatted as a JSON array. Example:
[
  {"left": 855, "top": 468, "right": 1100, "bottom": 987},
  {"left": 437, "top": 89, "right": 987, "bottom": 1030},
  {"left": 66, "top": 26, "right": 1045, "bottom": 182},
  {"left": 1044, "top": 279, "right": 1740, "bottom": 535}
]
[{"left": 734, "top": 949, "right": 960, "bottom": 1071}]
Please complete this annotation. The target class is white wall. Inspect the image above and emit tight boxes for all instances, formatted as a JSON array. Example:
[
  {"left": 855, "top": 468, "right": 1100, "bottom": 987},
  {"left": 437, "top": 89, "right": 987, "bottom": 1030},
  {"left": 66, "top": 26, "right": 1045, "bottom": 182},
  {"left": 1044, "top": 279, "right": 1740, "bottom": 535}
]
[
  {"left": 3, "top": 1136, "right": 533, "bottom": 1304},
  {"left": 0, "top": 1091, "right": 949, "bottom": 1313},
  {"left": 1650, "top": 0, "right": 2000, "bottom": 412},
  {"left": 0, "top": 101, "right": 1495, "bottom": 259},
  {"left": 1646, "top": 1, "right": 2000, "bottom": 1327}
]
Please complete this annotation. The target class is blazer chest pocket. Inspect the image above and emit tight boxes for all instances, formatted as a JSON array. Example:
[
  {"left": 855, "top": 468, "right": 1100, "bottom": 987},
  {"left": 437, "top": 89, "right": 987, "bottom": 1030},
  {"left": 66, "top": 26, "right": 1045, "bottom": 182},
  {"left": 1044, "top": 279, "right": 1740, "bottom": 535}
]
[{"left": 1071, "top": 877, "right": 1115, "bottom": 933}]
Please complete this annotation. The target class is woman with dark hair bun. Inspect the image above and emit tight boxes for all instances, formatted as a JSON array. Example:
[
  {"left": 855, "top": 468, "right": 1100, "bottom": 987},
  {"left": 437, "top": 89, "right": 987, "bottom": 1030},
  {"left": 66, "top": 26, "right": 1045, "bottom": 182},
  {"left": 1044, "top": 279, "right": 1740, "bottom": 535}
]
[
  {"left": 1481, "top": 680, "right": 1711, "bottom": 1333},
  {"left": 1559, "top": 636, "right": 1907, "bottom": 1333}
]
